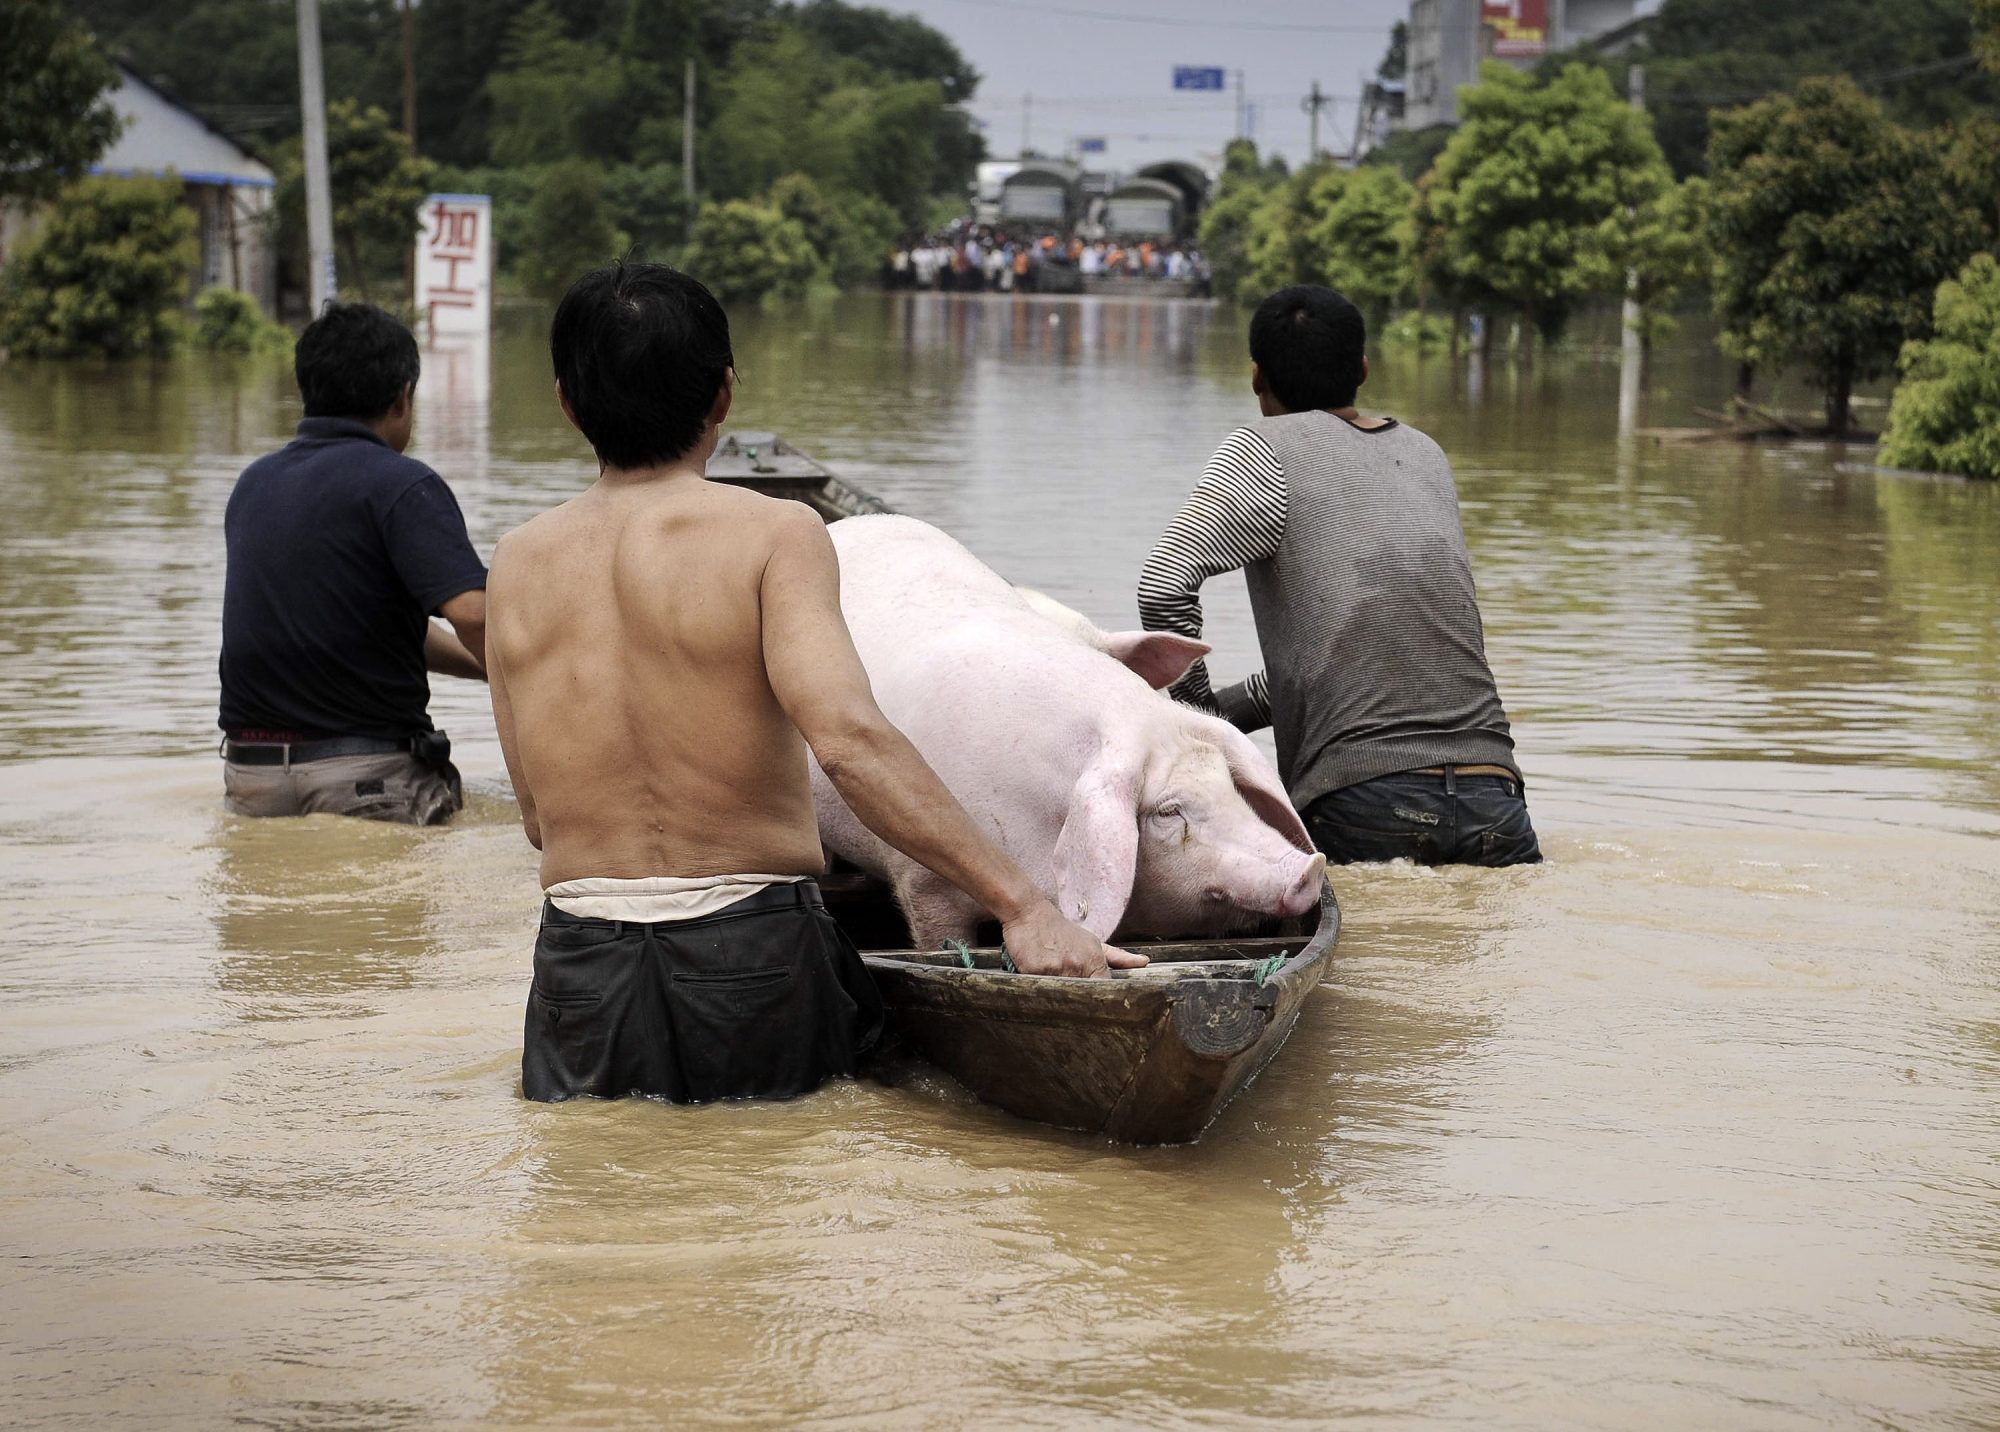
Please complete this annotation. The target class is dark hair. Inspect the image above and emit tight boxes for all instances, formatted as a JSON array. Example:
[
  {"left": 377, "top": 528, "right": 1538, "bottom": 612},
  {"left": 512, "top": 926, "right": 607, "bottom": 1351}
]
[
  {"left": 294, "top": 302, "right": 421, "bottom": 420},
  {"left": 550, "top": 262, "right": 733, "bottom": 469},
  {"left": 1248, "top": 285, "right": 1366, "bottom": 413}
]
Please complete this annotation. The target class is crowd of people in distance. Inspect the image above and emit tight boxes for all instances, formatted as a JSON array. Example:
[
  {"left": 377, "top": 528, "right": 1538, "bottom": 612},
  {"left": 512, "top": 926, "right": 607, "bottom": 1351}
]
[{"left": 887, "top": 225, "right": 1211, "bottom": 295}]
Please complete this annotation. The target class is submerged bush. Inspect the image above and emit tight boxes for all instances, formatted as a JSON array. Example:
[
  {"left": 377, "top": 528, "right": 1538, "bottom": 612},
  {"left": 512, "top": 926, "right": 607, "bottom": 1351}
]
[
  {"left": 0, "top": 174, "right": 197, "bottom": 358},
  {"left": 193, "top": 287, "right": 291, "bottom": 353},
  {"left": 679, "top": 198, "right": 818, "bottom": 304},
  {"left": 1880, "top": 253, "right": 2000, "bottom": 479},
  {"left": 516, "top": 160, "right": 626, "bottom": 304}
]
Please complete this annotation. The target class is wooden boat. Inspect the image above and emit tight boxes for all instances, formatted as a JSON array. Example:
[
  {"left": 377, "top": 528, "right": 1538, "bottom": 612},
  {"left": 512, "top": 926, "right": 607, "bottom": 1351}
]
[
  {"left": 705, "top": 430, "right": 890, "bottom": 519},
  {"left": 716, "top": 434, "right": 1341, "bottom": 1144},
  {"left": 823, "top": 872, "right": 1342, "bottom": 1146}
]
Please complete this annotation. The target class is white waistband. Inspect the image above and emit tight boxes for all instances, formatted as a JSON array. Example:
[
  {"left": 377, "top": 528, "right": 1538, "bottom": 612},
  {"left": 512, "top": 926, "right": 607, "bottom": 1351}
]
[{"left": 543, "top": 873, "right": 809, "bottom": 923}]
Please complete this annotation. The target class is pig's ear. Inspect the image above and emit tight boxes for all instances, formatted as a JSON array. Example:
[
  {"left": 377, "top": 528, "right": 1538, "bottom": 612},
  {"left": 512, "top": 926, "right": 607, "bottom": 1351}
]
[
  {"left": 1051, "top": 755, "right": 1142, "bottom": 939},
  {"left": 1204, "top": 718, "right": 1313, "bottom": 853},
  {"left": 1101, "top": 631, "right": 1213, "bottom": 690}
]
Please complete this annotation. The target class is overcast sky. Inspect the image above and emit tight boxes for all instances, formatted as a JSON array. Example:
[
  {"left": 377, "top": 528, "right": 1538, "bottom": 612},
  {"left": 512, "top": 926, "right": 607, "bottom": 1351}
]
[{"left": 891, "top": 0, "right": 1412, "bottom": 172}]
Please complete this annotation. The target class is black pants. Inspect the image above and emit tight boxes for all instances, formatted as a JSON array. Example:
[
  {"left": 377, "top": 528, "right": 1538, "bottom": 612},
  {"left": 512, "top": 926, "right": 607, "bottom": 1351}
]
[
  {"left": 1302, "top": 768, "right": 1542, "bottom": 867},
  {"left": 522, "top": 882, "right": 885, "bottom": 1104}
]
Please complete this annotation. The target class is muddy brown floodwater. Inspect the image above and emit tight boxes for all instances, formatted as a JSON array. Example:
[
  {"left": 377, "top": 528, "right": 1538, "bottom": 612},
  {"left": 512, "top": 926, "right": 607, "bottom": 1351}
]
[{"left": 3, "top": 293, "right": 1999, "bottom": 1431}]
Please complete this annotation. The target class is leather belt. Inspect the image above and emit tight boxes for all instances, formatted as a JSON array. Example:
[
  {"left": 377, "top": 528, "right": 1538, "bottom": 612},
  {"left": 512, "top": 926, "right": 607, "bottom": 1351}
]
[
  {"left": 1412, "top": 764, "right": 1518, "bottom": 780},
  {"left": 222, "top": 736, "right": 408, "bottom": 766}
]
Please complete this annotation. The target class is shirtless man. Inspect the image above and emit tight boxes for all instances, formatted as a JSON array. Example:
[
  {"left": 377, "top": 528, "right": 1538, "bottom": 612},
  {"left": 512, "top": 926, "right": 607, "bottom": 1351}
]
[{"left": 487, "top": 262, "right": 1142, "bottom": 1105}]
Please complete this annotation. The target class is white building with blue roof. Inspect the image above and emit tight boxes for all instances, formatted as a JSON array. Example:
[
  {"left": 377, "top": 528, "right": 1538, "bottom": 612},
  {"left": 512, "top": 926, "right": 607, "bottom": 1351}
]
[{"left": 1, "top": 65, "right": 279, "bottom": 316}]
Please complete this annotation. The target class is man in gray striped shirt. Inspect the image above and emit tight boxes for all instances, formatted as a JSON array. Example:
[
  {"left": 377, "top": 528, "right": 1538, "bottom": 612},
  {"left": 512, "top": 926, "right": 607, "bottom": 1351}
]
[{"left": 1137, "top": 285, "right": 1540, "bottom": 867}]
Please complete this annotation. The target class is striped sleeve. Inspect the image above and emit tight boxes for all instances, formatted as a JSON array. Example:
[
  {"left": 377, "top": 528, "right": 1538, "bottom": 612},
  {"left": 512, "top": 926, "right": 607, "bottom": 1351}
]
[{"left": 1137, "top": 428, "right": 1287, "bottom": 713}]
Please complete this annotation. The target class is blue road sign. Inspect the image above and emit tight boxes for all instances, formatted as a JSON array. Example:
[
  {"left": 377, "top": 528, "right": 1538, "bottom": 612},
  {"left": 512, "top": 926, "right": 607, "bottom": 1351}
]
[
  {"left": 1174, "top": 66, "right": 1226, "bottom": 91},
  {"left": 1077, "top": 136, "right": 1107, "bottom": 153}
]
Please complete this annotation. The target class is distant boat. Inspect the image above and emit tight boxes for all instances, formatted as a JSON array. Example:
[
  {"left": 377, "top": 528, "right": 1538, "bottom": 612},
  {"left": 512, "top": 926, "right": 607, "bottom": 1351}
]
[{"left": 704, "top": 431, "right": 890, "bottom": 520}]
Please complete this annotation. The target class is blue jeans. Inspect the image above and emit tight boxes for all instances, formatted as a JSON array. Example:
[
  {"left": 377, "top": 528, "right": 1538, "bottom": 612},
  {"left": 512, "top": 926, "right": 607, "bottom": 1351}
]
[{"left": 1301, "top": 768, "right": 1542, "bottom": 867}]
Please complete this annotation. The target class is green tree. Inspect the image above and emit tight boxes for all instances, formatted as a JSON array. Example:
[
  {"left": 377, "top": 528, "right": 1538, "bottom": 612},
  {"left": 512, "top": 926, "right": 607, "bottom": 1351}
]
[
  {"left": 1427, "top": 63, "right": 1673, "bottom": 346},
  {"left": 680, "top": 197, "right": 818, "bottom": 304},
  {"left": 516, "top": 160, "right": 624, "bottom": 303},
  {"left": 1880, "top": 253, "right": 2000, "bottom": 477},
  {"left": 194, "top": 286, "right": 292, "bottom": 352},
  {"left": 1241, "top": 166, "right": 1332, "bottom": 302},
  {"left": 1197, "top": 140, "right": 1286, "bottom": 302},
  {"left": 277, "top": 99, "right": 434, "bottom": 300},
  {"left": 765, "top": 172, "right": 897, "bottom": 287},
  {"left": 1305, "top": 165, "right": 1416, "bottom": 319},
  {"left": 0, "top": 175, "right": 198, "bottom": 357},
  {"left": 1705, "top": 76, "right": 1986, "bottom": 432},
  {"left": 1614, "top": 0, "right": 1998, "bottom": 177},
  {"left": 603, "top": 162, "right": 691, "bottom": 261},
  {"left": 1625, "top": 176, "right": 1714, "bottom": 354},
  {"left": 485, "top": 1, "right": 623, "bottom": 167},
  {"left": 0, "top": 0, "right": 122, "bottom": 204}
]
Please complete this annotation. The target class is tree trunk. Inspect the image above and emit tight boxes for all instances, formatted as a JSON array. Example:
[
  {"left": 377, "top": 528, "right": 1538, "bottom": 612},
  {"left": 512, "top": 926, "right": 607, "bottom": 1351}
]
[
  {"left": 1450, "top": 306, "right": 1464, "bottom": 360},
  {"left": 342, "top": 234, "right": 371, "bottom": 302},
  {"left": 1734, "top": 361, "right": 1754, "bottom": 402},
  {"left": 1827, "top": 364, "right": 1853, "bottom": 437}
]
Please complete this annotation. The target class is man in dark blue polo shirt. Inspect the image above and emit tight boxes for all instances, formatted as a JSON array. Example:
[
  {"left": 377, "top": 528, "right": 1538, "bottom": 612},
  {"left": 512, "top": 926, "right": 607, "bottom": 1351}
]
[{"left": 219, "top": 302, "right": 489, "bottom": 824}]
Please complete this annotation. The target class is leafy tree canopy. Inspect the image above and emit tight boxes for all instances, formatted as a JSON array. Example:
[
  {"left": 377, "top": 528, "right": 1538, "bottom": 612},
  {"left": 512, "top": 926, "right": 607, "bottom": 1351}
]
[
  {"left": 0, "top": 175, "right": 198, "bottom": 357},
  {"left": 274, "top": 99, "right": 434, "bottom": 299},
  {"left": 0, "top": 0, "right": 122, "bottom": 202},
  {"left": 1427, "top": 63, "right": 1673, "bottom": 339},
  {"left": 1880, "top": 252, "right": 2000, "bottom": 478},
  {"left": 1704, "top": 76, "right": 1986, "bottom": 432},
  {"left": 1589, "top": 0, "right": 2000, "bottom": 176}
]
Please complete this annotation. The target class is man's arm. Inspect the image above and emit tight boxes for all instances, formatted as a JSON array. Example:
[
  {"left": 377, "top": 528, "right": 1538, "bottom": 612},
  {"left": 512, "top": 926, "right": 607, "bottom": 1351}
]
[
  {"left": 759, "top": 508, "right": 1145, "bottom": 978},
  {"left": 484, "top": 553, "right": 540, "bottom": 850},
  {"left": 428, "top": 589, "right": 487, "bottom": 680},
  {"left": 1136, "top": 428, "right": 1287, "bottom": 713},
  {"left": 1213, "top": 671, "right": 1273, "bottom": 735}
]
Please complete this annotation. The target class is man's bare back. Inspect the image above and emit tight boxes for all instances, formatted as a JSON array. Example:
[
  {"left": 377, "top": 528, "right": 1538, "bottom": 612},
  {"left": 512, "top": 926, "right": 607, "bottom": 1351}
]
[{"left": 488, "top": 474, "right": 827, "bottom": 886}]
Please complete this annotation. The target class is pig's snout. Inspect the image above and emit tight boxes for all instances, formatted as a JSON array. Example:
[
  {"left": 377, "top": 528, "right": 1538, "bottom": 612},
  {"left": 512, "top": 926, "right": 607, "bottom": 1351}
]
[{"left": 1278, "top": 853, "right": 1327, "bottom": 916}]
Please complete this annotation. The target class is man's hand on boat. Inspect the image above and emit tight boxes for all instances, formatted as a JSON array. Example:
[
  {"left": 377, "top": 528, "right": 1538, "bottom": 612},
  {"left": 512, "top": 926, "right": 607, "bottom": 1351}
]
[{"left": 1002, "top": 897, "right": 1150, "bottom": 978}]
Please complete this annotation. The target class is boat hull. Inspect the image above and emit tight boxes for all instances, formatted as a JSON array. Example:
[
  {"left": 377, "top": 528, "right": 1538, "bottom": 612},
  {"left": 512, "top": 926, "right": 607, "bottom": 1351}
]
[{"left": 830, "top": 881, "right": 1341, "bottom": 1145}]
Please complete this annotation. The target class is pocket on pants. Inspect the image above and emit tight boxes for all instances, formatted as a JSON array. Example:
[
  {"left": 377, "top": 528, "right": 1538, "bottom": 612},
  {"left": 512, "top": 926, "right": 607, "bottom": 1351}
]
[{"left": 667, "top": 965, "right": 818, "bottom": 1100}]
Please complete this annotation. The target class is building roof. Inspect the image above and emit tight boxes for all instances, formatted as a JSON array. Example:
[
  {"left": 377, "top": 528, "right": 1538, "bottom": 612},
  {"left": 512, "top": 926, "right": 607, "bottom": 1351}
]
[{"left": 91, "top": 67, "right": 276, "bottom": 189}]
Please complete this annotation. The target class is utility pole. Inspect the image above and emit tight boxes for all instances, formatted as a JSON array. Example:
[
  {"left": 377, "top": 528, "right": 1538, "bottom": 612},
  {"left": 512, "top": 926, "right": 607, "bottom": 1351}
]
[
  {"left": 1301, "top": 80, "right": 1331, "bottom": 163},
  {"left": 296, "top": 0, "right": 336, "bottom": 314},
  {"left": 683, "top": 59, "right": 697, "bottom": 241},
  {"left": 1618, "top": 62, "right": 1647, "bottom": 435},
  {"left": 1234, "top": 69, "right": 1246, "bottom": 140},
  {"left": 399, "top": 0, "right": 416, "bottom": 147},
  {"left": 1022, "top": 92, "right": 1032, "bottom": 156},
  {"left": 400, "top": 0, "right": 416, "bottom": 307}
]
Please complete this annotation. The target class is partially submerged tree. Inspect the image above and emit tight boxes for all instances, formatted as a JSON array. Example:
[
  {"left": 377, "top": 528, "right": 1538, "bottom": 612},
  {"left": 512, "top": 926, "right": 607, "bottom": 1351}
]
[
  {"left": 1197, "top": 140, "right": 1287, "bottom": 303},
  {"left": 515, "top": 160, "right": 624, "bottom": 304},
  {"left": 0, "top": 0, "right": 122, "bottom": 205},
  {"left": 679, "top": 198, "right": 818, "bottom": 305},
  {"left": 1879, "top": 253, "right": 2000, "bottom": 479},
  {"left": 1705, "top": 76, "right": 1985, "bottom": 433},
  {"left": 277, "top": 99, "right": 434, "bottom": 300},
  {"left": 0, "top": 176, "right": 198, "bottom": 357},
  {"left": 1426, "top": 63, "right": 1673, "bottom": 348}
]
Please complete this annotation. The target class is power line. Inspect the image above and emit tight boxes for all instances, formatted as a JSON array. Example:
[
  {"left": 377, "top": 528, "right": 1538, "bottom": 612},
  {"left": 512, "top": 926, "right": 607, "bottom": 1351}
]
[{"left": 932, "top": 0, "right": 1387, "bottom": 35}]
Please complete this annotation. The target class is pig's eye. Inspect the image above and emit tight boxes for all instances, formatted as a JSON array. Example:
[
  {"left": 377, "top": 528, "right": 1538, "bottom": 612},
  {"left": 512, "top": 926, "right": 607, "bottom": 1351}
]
[{"left": 1149, "top": 802, "right": 1183, "bottom": 822}]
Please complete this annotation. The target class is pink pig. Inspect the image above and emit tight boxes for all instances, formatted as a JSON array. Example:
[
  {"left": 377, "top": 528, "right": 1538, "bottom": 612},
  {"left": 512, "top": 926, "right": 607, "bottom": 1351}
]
[{"left": 812, "top": 515, "right": 1327, "bottom": 947}]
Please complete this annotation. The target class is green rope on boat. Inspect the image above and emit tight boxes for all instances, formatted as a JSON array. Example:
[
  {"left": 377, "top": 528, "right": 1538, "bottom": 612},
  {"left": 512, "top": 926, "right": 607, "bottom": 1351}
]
[
  {"left": 1254, "top": 951, "right": 1289, "bottom": 986},
  {"left": 942, "top": 938, "right": 1018, "bottom": 974}
]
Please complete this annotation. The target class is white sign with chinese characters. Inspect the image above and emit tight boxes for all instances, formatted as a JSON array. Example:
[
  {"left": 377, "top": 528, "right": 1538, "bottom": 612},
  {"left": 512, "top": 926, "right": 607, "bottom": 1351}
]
[{"left": 413, "top": 193, "right": 491, "bottom": 337}]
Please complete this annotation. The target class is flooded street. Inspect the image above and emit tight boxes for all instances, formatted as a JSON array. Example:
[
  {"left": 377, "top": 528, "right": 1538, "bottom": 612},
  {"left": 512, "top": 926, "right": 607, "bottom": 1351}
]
[{"left": 3, "top": 292, "right": 1999, "bottom": 1429}]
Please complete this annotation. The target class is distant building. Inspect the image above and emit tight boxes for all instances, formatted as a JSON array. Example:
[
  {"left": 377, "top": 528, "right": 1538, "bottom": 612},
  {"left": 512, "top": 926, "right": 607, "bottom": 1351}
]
[
  {"left": 0, "top": 66, "right": 277, "bottom": 314},
  {"left": 1405, "top": 0, "right": 1662, "bottom": 130}
]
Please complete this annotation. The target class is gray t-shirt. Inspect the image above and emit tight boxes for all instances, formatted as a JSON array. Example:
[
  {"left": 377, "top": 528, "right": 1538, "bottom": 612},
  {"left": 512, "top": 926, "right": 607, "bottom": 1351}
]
[{"left": 1137, "top": 410, "right": 1519, "bottom": 806}]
